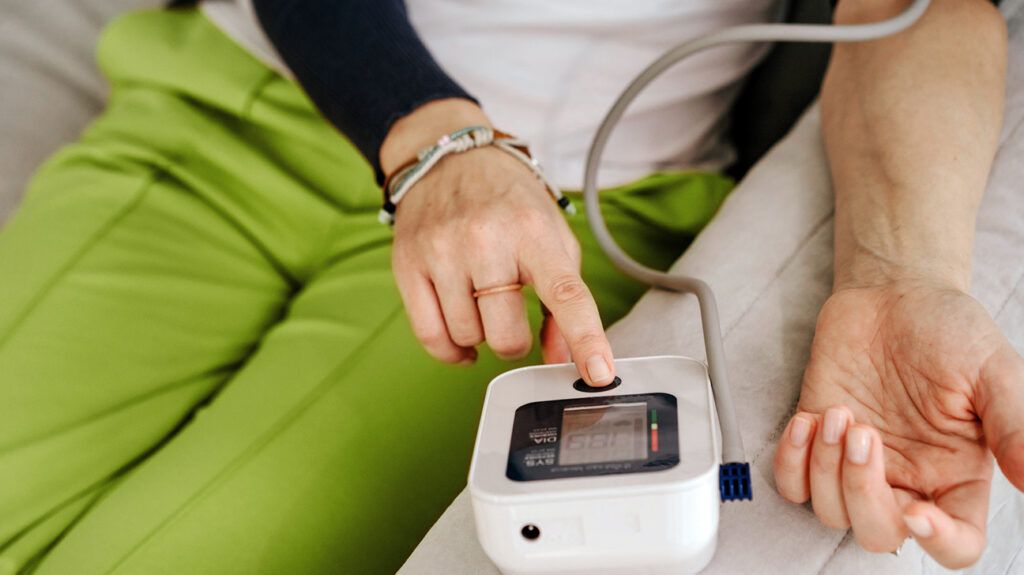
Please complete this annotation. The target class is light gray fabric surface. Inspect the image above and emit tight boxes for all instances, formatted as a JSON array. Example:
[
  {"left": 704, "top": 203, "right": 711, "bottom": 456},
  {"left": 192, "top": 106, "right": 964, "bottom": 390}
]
[
  {"left": 400, "top": 4, "right": 1024, "bottom": 574},
  {"left": 0, "top": 0, "right": 159, "bottom": 225}
]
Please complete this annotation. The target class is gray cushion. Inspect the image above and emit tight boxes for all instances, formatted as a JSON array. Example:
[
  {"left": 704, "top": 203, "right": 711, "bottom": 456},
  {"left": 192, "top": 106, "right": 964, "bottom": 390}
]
[{"left": 0, "top": 0, "right": 159, "bottom": 224}]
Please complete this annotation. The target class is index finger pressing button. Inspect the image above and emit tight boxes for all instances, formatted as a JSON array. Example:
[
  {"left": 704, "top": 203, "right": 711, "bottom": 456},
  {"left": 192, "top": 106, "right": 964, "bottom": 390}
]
[{"left": 521, "top": 247, "right": 614, "bottom": 385}]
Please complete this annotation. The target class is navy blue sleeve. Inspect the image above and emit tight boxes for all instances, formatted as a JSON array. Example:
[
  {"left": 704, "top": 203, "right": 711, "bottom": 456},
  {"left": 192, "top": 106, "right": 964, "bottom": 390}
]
[{"left": 251, "top": 0, "right": 477, "bottom": 182}]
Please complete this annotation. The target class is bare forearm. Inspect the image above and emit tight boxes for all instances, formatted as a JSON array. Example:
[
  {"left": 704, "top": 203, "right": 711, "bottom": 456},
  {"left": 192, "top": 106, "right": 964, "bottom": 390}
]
[{"left": 823, "top": 0, "right": 1006, "bottom": 292}]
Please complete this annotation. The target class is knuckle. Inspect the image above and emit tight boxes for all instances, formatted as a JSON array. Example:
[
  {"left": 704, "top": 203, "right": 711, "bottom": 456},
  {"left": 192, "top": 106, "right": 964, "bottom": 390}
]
[
  {"left": 515, "top": 205, "right": 549, "bottom": 233},
  {"left": 572, "top": 331, "right": 606, "bottom": 353},
  {"left": 773, "top": 450, "right": 804, "bottom": 478},
  {"left": 815, "top": 508, "right": 851, "bottom": 530},
  {"left": 490, "top": 332, "right": 533, "bottom": 360},
  {"left": 778, "top": 486, "right": 809, "bottom": 505},
  {"left": 392, "top": 252, "right": 412, "bottom": 271},
  {"left": 546, "top": 274, "right": 591, "bottom": 307},
  {"left": 415, "top": 326, "right": 450, "bottom": 351},
  {"left": 450, "top": 326, "right": 483, "bottom": 348},
  {"left": 392, "top": 242, "right": 420, "bottom": 267},
  {"left": 465, "top": 220, "right": 497, "bottom": 250},
  {"left": 942, "top": 551, "right": 983, "bottom": 570},
  {"left": 773, "top": 459, "right": 809, "bottom": 503},
  {"left": 809, "top": 452, "right": 837, "bottom": 476},
  {"left": 854, "top": 534, "right": 894, "bottom": 554},
  {"left": 844, "top": 472, "right": 873, "bottom": 497},
  {"left": 427, "top": 233, "right": 451, "bottom": 257}
]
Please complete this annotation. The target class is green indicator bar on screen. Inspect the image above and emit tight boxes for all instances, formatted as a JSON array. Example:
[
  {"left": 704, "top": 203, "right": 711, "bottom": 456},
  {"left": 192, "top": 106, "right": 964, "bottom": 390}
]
[{"left": 650, "top": 409, "right": 657, "bottom": 425}]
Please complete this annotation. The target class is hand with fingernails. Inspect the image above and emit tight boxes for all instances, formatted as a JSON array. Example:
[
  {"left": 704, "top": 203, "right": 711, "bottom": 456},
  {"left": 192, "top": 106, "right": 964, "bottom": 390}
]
[
  {"left": 382, "top": 99, "right": 615, "bottom": 387},
  {"left": 774, "top": 281, "right": 1024, "bottom": 568}
]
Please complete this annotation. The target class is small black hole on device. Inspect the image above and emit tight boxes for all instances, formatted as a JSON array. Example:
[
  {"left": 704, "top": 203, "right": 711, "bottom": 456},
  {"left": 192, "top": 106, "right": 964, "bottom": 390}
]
[{"left": 521, "top": 524, "right": 541, "bottom": 541}]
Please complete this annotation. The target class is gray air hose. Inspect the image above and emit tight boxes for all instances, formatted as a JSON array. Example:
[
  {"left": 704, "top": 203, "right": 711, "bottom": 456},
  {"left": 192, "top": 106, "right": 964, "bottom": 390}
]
[{"left": 581, "top": 0, "right": 932, "bottom": 500}]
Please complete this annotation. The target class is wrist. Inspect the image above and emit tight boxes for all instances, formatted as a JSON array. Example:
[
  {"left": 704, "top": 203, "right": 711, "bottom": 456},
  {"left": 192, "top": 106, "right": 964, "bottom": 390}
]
[
  {"left": 833, "top": 204, "right": 976, "bottom": 293},
  {"left": 380, "top": 98, "right": 491, "bottom": 178},
  {"left": 834, "top": 247, "right": 972, "bottom": 293}
]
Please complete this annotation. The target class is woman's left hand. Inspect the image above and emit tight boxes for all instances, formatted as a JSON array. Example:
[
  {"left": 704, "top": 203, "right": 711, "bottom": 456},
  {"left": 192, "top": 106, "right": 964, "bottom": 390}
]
[{"left": 773, "top": 280, "right": 1024, "bottom": 568}]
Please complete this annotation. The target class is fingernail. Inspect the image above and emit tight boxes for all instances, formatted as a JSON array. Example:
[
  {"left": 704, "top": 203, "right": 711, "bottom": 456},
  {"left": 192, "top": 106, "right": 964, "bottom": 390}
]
[
  {"left": 823, "top": 408, "right": 847, "bottom": 445},
  {"left": 904, "top": 514, "right": 934, "bottom": 538},
  {"left": 459, "top": 357, "right": 476, "bottom": 366},
  {"left": 789, "top": 416, "right": 812, "bottom": 447},
  {"left": 846, "top": 426, "right": 871, "bottom": 465},
  {"left": 586, "top": 355, "right": 613, "bottom": 385}
]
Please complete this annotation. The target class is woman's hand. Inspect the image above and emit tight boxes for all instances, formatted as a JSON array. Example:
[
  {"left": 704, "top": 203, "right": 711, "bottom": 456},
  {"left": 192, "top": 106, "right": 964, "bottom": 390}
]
[
  {"left": 773, "top": 280, "right": 1024, "bottom": 568},
  {"left": 382, "top": 99, "right": 615, "bottom": 385}
]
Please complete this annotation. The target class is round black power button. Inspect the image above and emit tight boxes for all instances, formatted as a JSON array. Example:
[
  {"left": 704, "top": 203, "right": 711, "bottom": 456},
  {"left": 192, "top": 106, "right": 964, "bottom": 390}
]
[{"left": 572, "top": 376, "right": 622, "bottom": 393}]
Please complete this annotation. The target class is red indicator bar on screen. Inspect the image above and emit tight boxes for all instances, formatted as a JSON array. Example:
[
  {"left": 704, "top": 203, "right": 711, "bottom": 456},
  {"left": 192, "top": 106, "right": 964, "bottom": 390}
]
[{"left": 650, "top": 408, "right": 659, "bottom": 452}]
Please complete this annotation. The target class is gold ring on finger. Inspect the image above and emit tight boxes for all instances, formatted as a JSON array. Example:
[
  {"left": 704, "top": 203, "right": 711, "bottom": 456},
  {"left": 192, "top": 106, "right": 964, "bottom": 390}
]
[{"left": 472, "top": 283, "right": 524, "bottom": 298}]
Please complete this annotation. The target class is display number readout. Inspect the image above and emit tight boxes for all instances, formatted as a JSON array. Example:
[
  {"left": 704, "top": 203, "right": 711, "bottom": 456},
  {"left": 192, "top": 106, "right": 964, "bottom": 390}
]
[{"left": 558, "top": 402, "right": 648, "bottom": 465}]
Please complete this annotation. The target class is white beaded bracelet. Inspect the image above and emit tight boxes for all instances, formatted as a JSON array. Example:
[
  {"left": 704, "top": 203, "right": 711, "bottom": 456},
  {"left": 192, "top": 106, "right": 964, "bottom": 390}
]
[{"left": 379, "top": 125, "right": 575, "bottom": 225}]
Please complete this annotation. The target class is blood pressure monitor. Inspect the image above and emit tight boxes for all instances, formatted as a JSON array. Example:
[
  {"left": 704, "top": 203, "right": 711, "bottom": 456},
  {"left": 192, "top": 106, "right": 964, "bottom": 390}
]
[{"left": 469, "top": 356, "right": 723, "bottom": 575}]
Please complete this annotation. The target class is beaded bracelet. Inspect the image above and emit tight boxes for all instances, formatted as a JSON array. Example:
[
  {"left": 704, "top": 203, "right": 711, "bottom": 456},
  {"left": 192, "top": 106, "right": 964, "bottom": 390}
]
[{"left": 378, "top": 125, "right": 575, "bottom": 225}]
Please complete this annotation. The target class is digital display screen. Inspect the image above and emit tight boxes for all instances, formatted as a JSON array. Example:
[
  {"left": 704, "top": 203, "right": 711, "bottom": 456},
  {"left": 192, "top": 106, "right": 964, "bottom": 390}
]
[
  {"left": 506, "top": 393, "right": 677, "bottom": 481},
  {"left": 558, "top": 402, "right": 648, "bottom": 465}
]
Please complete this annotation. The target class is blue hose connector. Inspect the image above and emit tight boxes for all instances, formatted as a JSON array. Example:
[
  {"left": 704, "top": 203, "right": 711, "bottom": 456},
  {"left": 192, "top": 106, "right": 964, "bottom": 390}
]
[{"left": 719, "top": 462, "right": 752, "bottom": 501}]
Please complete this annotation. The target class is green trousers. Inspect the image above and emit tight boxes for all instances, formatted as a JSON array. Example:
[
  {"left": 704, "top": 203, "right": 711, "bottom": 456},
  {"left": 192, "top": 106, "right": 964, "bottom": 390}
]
[{"left": 0, "top": 9, "right": 732, "bottom": 575}]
